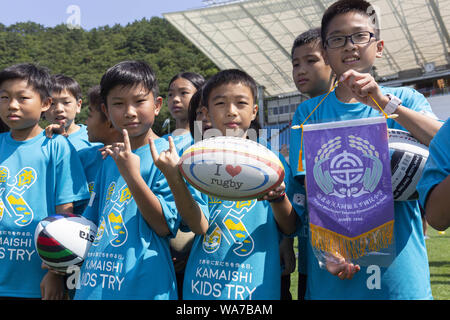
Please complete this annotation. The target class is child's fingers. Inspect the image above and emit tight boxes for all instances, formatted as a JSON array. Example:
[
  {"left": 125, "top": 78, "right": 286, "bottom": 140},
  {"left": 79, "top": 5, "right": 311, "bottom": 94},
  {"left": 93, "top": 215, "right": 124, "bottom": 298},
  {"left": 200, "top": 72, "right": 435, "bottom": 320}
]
[
  {"left": 100, "top": 145, "right": 111, "bottom": 159},
  {"left": 104, "top": 147, "right": 115, "bottom": 158},
  {"left": 45, "top": 126, "right": 53, "bottom": 138},
  {"left": 359, "top": 81, "right": 379, "bottom": 98},
  {"left": 168, "top": 136, "right": 176, "bottom": 154},
  {"left": 275, "top": 183, "right": 286, "bottom": 193},
  {"left": 122, "top": 129, "right": 131, "bottom": 152},
  {"left": 339, "top": 69, "right": 358, "bottom": 82},
  {"left": 149, "top": 138, "right": 159, "bottom": 161}
]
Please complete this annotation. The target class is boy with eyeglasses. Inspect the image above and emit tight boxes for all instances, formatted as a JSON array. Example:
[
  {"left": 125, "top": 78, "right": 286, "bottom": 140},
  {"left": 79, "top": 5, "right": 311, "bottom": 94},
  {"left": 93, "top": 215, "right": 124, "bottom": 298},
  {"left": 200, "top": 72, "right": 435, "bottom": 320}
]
[{"left": 289, "top": 0, "right": 442, "bottom": 300}]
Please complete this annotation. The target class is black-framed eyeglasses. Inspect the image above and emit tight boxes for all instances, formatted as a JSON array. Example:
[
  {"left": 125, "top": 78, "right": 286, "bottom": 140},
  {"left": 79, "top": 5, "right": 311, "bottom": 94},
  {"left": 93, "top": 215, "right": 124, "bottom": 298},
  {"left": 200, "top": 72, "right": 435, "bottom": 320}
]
[{"left": 325, "top": 31, "right": 377, "bottom": 49}]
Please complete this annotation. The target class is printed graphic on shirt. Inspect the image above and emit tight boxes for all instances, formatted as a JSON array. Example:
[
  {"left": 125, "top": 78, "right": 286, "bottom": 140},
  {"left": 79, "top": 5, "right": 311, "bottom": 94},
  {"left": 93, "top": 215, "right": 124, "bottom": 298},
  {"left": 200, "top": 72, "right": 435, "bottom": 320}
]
[
  {"left": 0, "top": 166, "right": 38, "bottom": 265},
  {"left": 203, "top": 197, "right": 256, "bottom": 257},
  {"left": 92, "top": 182, "right": 130, "bottom": 247},
  {"left": 186, "top": 196, "right": 265, "bottom": 300},
  {"left": 0, "top": 166, "right": 37, "bottom": 227}
]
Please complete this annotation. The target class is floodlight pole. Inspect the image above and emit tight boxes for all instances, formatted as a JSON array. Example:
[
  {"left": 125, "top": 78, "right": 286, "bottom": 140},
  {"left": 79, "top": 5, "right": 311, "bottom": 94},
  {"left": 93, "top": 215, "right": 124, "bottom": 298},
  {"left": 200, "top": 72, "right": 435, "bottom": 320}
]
[
  {"left": 428, "top": 0, "right": 450, "bottom": 64},
  {"left": 258, "top": 86, "right": 265, "bottom": 127}
]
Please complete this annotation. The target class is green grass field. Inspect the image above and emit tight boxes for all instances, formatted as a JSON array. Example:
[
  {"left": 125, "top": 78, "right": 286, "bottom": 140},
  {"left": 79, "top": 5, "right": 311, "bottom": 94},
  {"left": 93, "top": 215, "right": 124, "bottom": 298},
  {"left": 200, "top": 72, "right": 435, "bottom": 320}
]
[
  {"left": 426, "top": 227, "right": 450, "bottom": 300},
  {"left": 289, "top": 226, "right": 450, "bottom": 300}
]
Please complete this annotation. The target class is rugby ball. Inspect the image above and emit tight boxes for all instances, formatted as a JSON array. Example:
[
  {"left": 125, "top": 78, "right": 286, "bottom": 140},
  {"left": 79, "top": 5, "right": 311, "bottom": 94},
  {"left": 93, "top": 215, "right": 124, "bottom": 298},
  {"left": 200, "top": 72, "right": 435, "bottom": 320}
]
[
  {"left": 179, "top": 136, "right": 285, "bottom": 201},
  {"left": 34, "top": 213, "right": 97, "bottom": 273},
  {"left": 388, "top": 129, "right": 429, "bottom": 201}
]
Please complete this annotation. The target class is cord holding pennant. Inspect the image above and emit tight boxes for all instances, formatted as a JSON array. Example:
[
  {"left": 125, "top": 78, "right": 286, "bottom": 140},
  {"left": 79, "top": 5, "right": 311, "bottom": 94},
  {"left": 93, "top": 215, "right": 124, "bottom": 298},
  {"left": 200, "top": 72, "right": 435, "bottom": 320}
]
[
  {"left": 292, "top": 80, "right": 340, "bottom": 172},
  {"left": 292, "top": 73, "right": 399, "bottom": 173}
]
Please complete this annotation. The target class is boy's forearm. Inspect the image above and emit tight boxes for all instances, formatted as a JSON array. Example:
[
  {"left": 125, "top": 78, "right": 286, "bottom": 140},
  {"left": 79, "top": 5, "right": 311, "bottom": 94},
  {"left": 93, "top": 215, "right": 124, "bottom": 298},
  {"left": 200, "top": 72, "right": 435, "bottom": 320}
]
[
  {"left": 121, "top": 171, "right": 171, "bottom": 237},
  {"left": 393, "top": 106, "right": 443, "bottom": 146},
  {"left": 270, "top": 197, "right": 297, "bottom": 235},
  {"left": 165, "top": 172, "right": 209, "bottom": 235},
  {"left": 425, "top": 175, "right": 450, "bottom": 231}
]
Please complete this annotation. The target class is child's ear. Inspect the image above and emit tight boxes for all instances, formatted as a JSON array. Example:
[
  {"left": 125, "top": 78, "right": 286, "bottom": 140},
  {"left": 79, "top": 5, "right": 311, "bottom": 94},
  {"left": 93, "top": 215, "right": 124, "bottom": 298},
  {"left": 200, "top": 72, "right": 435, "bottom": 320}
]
[
  {"left": 76, "top": 99, "right": 82, "bottom": 114},
  {"left": 200, "top": 106, "right": 209, "bottom": 121},
  {"left": 41, "top": 97, "right": 52, "bottom": 113},
  {"left": 251, "top": 104, "right": 259, "bottom": 121},
  {"left": 322, "top": 48, "right": 330, "bottom": 65},
  {"left": 375, "top": 40, "right": 384, "bottom": 58},
  {"left": 154, "top": 97, "right": 163, "bottom": 116},
  {"left": 101, "top": 103, "right": 110, "bottom": 120}
]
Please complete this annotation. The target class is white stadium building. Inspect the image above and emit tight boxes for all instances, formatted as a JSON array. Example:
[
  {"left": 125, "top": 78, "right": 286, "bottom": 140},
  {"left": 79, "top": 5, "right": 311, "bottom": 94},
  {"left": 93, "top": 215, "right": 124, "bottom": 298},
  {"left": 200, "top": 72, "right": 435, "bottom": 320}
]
[{"left": 164, "top": 0, "right": 450, "bottom": 148}]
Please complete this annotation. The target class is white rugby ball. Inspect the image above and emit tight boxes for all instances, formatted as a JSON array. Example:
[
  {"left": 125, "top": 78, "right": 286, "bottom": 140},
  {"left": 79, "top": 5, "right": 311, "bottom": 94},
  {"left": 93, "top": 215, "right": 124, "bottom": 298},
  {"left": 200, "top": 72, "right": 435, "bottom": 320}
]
[
  {"left": 179, "top": 136, "right": 285, "bottom": 201},
  {"left": 34, "top": 212, "right": 97, "bottom": 273},
  {"left": 389, "top": 129, "right": 429, "bottom": 201}
]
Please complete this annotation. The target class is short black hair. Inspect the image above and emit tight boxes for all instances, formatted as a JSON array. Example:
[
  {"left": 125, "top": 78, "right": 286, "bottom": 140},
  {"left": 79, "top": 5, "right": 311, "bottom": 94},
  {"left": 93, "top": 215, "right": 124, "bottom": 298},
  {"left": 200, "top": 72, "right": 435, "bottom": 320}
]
[
  {"left": 88, "top": 85, "right": 101, "bottom": 108},
  {"left": 0, "top": 63, "right": 53, "bottom": 101},
  {"left": 188, "top": 89, "right": 203, "bottom": 138},
  {"left": 321, "top": 0, "right": 380, "bottom": 46},
  {"left": 202, "top": 69, "right": 257, "bottom": 109},
  {"left": 51, "top": 74, "right": 82, "bottom": 101},
  {"left": 291, "top": 27, "right": 322, "bottom": 58},
  {"left": 169, "top": 72, "right": 205, "bottom": 91},
  {"left": 87, "top": 85, "right": 107, "bottom": 122},
  {"left": 100, "top": 60, "right": 159, "bottom": 107}
]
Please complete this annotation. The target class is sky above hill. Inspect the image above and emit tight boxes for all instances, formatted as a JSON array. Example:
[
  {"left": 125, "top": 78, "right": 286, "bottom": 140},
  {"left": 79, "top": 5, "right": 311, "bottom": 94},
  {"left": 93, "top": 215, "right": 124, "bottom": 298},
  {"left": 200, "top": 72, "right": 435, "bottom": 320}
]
[{"left": 0, "top": 0, "right": 206, "bottom": 30}]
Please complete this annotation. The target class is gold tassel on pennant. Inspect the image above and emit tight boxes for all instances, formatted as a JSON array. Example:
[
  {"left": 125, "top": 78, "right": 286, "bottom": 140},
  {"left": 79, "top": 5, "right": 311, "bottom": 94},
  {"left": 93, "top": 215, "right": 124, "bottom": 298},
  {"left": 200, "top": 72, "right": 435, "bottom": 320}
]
[{"left": 310, "top": 220, "right": 394, "bottom": 261}]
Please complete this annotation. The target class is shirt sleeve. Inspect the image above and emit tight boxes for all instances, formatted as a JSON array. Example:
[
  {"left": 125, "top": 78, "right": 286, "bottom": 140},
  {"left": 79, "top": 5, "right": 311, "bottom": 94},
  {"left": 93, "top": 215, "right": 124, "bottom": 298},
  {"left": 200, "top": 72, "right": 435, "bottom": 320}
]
[
  {"left": 80, "top": 157, "right": 106, "bottom": 225},
  {"left": 289, "top": 104, "right": 306, "bottom": 179},
  {"left": 281, "top": 153, "right": 306, "bottom": 237},
  {"left": 53, "top": 135, "right": 90, "bottom": 206},
  {"left": 150, "top": 169, "right": 181, "bottom": 238},
  {"left": 386, "top": 87, "right": 438, "bottom": 129},
  {"left": 417, "top": 119, "right": 450, "bottom": 208}
]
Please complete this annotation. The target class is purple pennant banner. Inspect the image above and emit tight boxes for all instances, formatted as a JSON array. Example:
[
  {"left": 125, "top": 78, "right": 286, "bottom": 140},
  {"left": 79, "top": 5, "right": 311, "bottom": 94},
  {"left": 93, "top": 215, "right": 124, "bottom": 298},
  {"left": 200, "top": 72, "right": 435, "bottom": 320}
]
[{"left": 302, "top": 117, "right": 394, "bottom": 261}]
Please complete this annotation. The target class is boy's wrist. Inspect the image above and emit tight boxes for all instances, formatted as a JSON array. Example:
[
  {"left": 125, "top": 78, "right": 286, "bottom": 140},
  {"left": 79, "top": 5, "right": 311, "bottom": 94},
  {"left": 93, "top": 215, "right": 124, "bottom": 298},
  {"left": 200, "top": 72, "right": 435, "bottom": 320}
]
[{"left": 383, "top": 94, "right": 402, "bottom": 115}]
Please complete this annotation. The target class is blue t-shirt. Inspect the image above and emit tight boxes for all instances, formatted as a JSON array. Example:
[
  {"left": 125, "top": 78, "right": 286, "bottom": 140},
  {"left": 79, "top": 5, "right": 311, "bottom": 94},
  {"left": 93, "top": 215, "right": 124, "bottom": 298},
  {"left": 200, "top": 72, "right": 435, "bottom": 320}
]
[
  {"left": 417, "top": 117, "right": 450, "bottom": 209},
  {"left": 67, "top": 125, "right": 102, "bottom": 213},
  {"left": 74, "top": 138, "right": 190, "bottom": 300},
  {"left": 78, "top": 145, "right": 104, "bottom": 195},
  {"left": 182, "top": 141, "right": 289, "bottom": 300},
  {"left": 0, "top": 131, "right": 90, "bottom": 298},
  {"left": 281, "top": 156, "right": 308, "bottom": 275},
  {"left": 162, "top": 132, "right": 193, "bottom": 154},
  {"left": 289, "top": 86, "right": 434, "bottom": 300},
  {"left": 73, "top": 146, "right": 105, "bottom": 215},
  {"left": 68, "top": 124, "right": 102, "bottom": 152}
]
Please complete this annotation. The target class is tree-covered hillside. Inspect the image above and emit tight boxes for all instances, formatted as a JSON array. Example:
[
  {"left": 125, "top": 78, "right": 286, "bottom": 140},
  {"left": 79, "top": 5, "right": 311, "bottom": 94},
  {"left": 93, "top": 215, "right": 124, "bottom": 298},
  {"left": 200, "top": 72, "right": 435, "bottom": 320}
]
[{"left": 0, "top": 18, "right": 219, "bottom": 135}]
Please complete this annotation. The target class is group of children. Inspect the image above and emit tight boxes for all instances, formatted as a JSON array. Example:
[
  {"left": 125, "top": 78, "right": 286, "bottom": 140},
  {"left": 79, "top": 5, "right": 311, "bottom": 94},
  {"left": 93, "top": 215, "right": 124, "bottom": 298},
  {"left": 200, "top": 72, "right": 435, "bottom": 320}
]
[{"left": 0, "top": 0, "right": 448, "bottom": 300}]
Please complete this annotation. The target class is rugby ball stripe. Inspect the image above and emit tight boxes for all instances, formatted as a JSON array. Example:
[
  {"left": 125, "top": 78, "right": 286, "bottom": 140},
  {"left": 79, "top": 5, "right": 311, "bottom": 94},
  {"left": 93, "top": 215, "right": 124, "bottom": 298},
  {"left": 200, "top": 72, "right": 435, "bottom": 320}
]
[
  {"left": 388, "top": 129, "right": 429, "bottom": 201},
  {"left": 36, "top": 233, "right": 79, "bottom": 262}
]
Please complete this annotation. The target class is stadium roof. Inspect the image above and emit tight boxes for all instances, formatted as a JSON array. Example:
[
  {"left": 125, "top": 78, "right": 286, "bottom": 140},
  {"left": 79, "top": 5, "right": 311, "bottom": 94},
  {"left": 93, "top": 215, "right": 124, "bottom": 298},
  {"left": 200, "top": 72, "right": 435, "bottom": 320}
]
[{"left": 164, "top": 0, "right": 450, "bottom": 97}]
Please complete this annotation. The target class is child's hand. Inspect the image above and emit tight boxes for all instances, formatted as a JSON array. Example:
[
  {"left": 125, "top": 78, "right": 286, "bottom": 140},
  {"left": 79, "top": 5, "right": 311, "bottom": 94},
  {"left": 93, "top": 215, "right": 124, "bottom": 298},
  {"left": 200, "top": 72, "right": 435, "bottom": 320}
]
[
  {"left": 324, "top": 252, "right": 360, "bottom": 280},
  {"left": 258, "top": 182, "right": 286, "bottom": 202},
  {"left": 280, "top": 237, "right": 296, "bottom": 275},
  {"left": 339, "top": 69, "right": 390, "bottom": 111},
  {"left": 100, "top": 129, "right": 140, "bottom": 177},
  {"left": 45, "top": 123, "right": 67, "bottom": 138},
  {"left": 40, "top": 268, "right": 66, "bottom": 300},
  {"left": 149, "top": 136, "right": 181, "bottom": 179}
]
